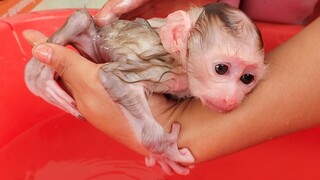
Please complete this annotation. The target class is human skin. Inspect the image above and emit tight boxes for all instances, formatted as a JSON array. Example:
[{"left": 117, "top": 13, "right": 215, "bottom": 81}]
[
  {"left": 95, "top": 0, "right": 318, "bottom": 25},
  {"left": 94, "top": 0, "right": 215, "bottom": 26},
  {"left": 241, "top": 0, "right": 319, "bottom": 25},
  {"left": 25, "top": 16, "right": 320, "bottom": 163},
  {"left": 219, "top": 0, "right": 318, "bottom": 25}
]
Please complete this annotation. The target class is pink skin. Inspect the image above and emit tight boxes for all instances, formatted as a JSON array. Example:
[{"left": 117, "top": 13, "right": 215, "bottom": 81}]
[{"left": 190, "top": 57, "right": 261, "bottom": 112}]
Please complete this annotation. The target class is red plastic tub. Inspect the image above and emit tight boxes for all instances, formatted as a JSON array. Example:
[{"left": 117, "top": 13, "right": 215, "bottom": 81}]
[{"left": 1, "top": 9, "right": 320, "bottom": 180}]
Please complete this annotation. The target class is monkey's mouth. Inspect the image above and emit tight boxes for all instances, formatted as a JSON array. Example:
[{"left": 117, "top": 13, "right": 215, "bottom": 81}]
[{"left": 204, "top": 101, "right": 235, "bottom": 113}]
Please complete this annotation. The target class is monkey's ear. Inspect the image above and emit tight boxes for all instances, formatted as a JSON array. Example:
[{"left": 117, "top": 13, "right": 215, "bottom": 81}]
[{"left": 160, "top": 10, "right": 192, "bottom": 54}]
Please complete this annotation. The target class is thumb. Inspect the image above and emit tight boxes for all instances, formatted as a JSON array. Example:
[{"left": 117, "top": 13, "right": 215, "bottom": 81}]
[
  {"left": 32, "top": 43, "right": 99, "bottom": 85},
  {"left": 23, "top": 29, "right": 48, "bottom": 46}
]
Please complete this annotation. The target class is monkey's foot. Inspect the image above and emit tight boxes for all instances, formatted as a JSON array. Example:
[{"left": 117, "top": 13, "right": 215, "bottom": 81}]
[
  {"left": 144, "top": 123, "right": 195, "bottom": 175},
  {"left": 25, "top": 60, "right": 82, "bottom": 118}
]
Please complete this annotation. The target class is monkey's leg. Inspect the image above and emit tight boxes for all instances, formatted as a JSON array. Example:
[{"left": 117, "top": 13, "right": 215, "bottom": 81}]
[
  {"left": 98, "top": 63, "right": 194, "bottom": 175},
  {"left": 25, "top": 10, "right": 99, "bottom": 118},
  {"left": 25, "top": 57, "right": 82, "bottom": 118},
  {"left": 48, "top": 9, "right": 102, "bottom": 63}
]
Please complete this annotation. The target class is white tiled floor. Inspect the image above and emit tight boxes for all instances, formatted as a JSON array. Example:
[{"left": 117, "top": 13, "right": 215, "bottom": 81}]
[{"left": 32, "top": 0, "right": 107, "bottom": 11}]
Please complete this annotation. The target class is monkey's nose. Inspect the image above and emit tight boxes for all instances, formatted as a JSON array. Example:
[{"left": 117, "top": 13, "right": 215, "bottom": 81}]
[{"left": 218, "top": 98, "right": 238, "bottom": 112}]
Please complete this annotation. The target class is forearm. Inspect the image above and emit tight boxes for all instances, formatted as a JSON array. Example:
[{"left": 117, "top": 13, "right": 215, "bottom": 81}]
[{"left": 175, "top": 18, "right": 320, "bottom": 162}]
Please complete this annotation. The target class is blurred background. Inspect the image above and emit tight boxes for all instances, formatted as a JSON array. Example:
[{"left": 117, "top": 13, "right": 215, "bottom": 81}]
[
  {"left": 33, "top": 0, "right": 105, "bottom": 11},
  {"left": 0, "top": 0, "right": 106, "bottom": 18}
]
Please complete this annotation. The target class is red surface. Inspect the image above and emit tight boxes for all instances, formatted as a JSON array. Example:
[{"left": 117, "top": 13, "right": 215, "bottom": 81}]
[{"left": 1, "top": 9, "right": 319, "bottom": 180}]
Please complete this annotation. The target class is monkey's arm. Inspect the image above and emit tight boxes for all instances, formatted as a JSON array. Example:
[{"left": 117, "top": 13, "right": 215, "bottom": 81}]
[
  {"left": 24, "top": 10, "right": 101, "bottom": 118},
  {"left": 98, "top": 62, "right": 194, "bottom": 175}
]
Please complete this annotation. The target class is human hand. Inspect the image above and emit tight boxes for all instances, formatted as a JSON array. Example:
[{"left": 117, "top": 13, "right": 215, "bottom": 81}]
[
  {"left": 94, "top": 0, "right": 216, "bottom": 27},
  {"left": 94, "top": 0, "right": 151, "bottom": 27}
]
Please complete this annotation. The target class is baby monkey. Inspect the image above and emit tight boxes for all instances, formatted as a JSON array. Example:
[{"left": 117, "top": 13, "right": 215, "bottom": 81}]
[{"left": 24, "top": 3, "right": 265, "bottom": 175}]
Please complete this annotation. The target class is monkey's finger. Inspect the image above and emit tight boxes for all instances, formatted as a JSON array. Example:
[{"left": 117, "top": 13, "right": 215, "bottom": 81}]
[
  {"left": 179, "top": 148, "right": 194, "bottom": 158},
  {"left": 167, "top": 147, "right": 194, "bottom": 165},
  {"left": 23, "top": 29, "right": 48, "bottom": 46},
  {"left": 167, "top": 122, "right": 180, "bottom": 142},
  {"left": 165, "top": 159, "right": 190, "bottom": 175},
  {"left": 46, "top": 83, "right": 82, "bottom": 118},
  {"left": 32, "top": 43, "right": 98, "bottom": 88},
  {"left": 157, "top": 160, "right": 174, "bottom": 175},
  {"left": 176, "top": 148, "right": 195, "bottom": 164},
  {"left": 145, "top": 156, "right": 156, "bottom": 167}
]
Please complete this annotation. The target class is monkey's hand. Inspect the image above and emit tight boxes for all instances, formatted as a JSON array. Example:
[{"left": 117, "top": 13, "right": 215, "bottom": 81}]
[
  {"left": 144, "top": 122, "right": 195, "bottom": 175},
  {"left": 25, "top": 58, "right": 82, "bottom": 118}
]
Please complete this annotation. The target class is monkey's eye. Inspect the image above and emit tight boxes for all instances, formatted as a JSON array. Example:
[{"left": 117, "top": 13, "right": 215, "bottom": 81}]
[
  {"left": 240, "top": 74, "right": 255, "bottom": 84},
  {"left": 215, "top": 64, "right": 229, "bottom": 75}
]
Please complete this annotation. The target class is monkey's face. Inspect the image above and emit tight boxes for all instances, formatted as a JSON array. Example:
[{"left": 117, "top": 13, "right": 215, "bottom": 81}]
[
  {"left": 187, "top": 50, "right": 265, "bottom": 112},
  {"left": 186, "top": 18, "right": 265, "bottom": 112}
]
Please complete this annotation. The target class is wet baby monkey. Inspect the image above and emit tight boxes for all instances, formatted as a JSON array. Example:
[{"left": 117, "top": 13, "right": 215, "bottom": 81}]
[{"left": 25, "top": 2, "right": 265, "bottom": 175}]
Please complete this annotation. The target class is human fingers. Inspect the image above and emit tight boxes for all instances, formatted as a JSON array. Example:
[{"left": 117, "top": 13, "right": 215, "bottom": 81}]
[
  {"left": 122, "top": 0, "right": 215, "bottom": 20},
  {"left": 94, "top": 0, "right": 150, "bottom": 27},
  {"left": 23, "top": 29, "right": 48, "bottom": 46}
]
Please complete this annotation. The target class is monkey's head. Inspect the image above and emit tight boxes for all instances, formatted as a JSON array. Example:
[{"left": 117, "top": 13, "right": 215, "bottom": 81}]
[{"left": 160, "top": 3, "right": 266, "bottom": 112}]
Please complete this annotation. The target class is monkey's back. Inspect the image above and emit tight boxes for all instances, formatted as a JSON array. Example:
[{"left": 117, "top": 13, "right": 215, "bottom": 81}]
[
  {"left": 96, "top": 18, "right": 166, "bottom": 63},
  {"left": 96, "top": 18, "right": 181, "bottom": 87}
]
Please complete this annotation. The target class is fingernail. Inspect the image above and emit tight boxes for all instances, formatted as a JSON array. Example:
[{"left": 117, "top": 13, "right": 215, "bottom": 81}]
[
  {"left": 77, "top": 115, "right": 86, "bottom": 121},
  {"left": 71, "top": 102, "right": 77, "bottom": 108},
  {"left": 33, "top": 44, "right": 52, "bottom": 64}
]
